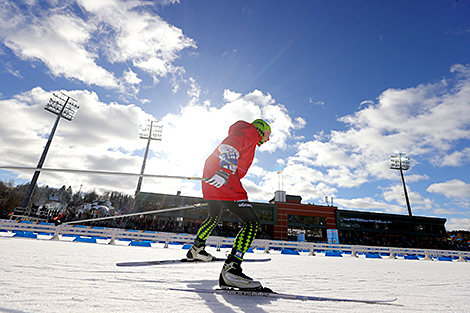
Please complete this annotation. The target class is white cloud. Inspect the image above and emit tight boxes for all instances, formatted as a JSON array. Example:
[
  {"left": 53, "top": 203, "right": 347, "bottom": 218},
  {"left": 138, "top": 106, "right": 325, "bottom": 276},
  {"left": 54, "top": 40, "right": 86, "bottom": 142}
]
[
  {"left": 122, "top": 69, "right": 142, "bottom": 86},
  {"left": 427, "top": 179, "right": 470, "bottom": 199},
  {"left": 3, "top": 61, "right": 22, "bottom": 78},
  {"left": 440, "top": 148, "right": 470, "bottom": 167},
  {"left": 381, "top": 184, "right": 436, "bottom": 214},
  {"left": 223, "top": 89, "right": 242, "bottom": 102},
  {"left": 446, "top": 218, "right": 470, "bottom": 231},
  {"left": 308, "top": 98, "right": 325, "bottom": 107},
  {"left": 186, "top": 77, "right": 201, "bottom": 105},
  {"left": 0, "top": 0, "right": 196, "bottom": 93},
  {"left": 156, "top": 0, "right": 180, "bottom": 6},
  {"left": 335, "top": 197, "right": 403, "bottom": 212},
  {"left": 0, "top": 2, "right": 118, "bottom": 88}
]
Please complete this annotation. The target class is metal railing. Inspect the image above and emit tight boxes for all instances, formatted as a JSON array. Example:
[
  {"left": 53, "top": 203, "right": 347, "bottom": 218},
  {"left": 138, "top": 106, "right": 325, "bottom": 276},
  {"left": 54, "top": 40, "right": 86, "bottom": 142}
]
[{"left": 1, "top": 219, "right": 468, "bottom": 262}]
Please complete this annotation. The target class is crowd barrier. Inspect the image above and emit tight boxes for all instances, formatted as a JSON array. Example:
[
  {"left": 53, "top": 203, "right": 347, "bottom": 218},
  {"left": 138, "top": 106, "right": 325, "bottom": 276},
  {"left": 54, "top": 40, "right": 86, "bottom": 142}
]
[{"left": 1, "top": 219, "right": 469, "bottom": 262}]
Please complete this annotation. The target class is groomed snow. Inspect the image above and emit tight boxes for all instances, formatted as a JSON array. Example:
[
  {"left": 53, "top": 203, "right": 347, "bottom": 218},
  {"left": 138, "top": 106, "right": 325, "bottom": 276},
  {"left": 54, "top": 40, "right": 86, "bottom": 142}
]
[{"left": 1, "top": 234, "right": 469, "bottom": 313}]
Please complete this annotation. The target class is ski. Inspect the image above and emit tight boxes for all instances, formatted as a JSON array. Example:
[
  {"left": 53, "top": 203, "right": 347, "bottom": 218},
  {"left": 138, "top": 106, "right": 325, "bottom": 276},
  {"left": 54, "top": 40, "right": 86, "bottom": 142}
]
[
  {"left": 170, "top": 288, "right": 397, "bottom": 304},
  {"left": 116, "top": 257, "right": 271, "bottom": 267}
]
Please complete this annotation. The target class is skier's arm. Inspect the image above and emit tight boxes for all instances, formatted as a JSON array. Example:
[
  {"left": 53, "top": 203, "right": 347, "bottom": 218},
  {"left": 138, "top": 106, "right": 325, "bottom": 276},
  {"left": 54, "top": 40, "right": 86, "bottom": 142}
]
[
  {"left": 218, "top": 144, "right": 239, "bottom": 174},
  {"left": 206, "top": 144, "right": 239, "bottom": 188}
]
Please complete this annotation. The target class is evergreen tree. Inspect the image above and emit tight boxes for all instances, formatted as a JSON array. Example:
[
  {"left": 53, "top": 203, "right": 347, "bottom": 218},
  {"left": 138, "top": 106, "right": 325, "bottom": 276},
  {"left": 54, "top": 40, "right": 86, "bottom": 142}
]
[
  {"left": 0, "top": 180, "right": 24, "bottom": 218},
  {"left": 83, "top": 190, "right": 98, "bottom": 203}
]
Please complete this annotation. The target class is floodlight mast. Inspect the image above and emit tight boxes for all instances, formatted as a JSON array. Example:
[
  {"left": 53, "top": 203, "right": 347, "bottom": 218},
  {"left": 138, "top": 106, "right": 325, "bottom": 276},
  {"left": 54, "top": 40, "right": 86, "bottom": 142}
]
[
  {"left": 135, "top": 120, "right": 162, "bottom": 195},
  {"left": 20, "top": 93, "right": 79, "bottom": 209},
  {"left": 390, "top": 152, "right": 412, "bottom": 216}
]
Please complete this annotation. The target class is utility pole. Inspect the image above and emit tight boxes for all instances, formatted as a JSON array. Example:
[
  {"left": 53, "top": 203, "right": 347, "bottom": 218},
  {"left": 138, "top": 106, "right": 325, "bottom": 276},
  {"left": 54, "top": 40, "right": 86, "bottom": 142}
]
[{"left": 20, "top": 92, "right": 79, "bottom": 210}]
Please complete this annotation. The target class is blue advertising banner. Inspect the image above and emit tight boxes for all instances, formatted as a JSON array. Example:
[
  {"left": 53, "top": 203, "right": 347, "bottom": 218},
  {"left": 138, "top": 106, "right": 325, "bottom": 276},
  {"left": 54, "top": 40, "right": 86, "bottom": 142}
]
[{"left": 327, "top": 229, "right": 339, "bottom": 244}]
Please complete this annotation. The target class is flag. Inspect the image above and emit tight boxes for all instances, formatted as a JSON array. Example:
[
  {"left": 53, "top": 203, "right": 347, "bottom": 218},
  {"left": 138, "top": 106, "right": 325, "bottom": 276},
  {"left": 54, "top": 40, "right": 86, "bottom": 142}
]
[{"left": 277, "top": 170, "right": 283, "bottom": 174}]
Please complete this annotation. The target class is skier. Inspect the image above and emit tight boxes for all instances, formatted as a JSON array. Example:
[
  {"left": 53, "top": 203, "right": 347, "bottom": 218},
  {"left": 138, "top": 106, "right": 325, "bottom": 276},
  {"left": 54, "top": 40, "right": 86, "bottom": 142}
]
[{"left": 186, "top": 119, "right": 271, "bottom": 290}]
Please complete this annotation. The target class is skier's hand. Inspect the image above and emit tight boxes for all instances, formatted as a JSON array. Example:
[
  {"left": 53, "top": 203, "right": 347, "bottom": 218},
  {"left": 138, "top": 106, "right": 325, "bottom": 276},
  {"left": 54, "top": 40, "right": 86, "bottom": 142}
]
[{"left": 205, "top": 170, "right": 230, "bottom": 188}]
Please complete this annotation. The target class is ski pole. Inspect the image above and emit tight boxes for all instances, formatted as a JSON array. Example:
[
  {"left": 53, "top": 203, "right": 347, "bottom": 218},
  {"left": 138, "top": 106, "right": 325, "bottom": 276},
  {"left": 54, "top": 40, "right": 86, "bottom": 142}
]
[
  {"left": 62, "top": 203, "right": 208, "bottom": 225},
  {"left": 0, "top": 166, "right": 207, "bottom": 181}
]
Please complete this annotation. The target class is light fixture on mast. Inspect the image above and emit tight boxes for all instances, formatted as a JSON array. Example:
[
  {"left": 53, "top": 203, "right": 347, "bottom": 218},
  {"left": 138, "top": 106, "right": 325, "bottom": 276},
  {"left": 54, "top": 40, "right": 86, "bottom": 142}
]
[
  {"left": 390, "top": 152, "right": 412, "bottom": 216},
  {"left": 135, "top": 120, "right": 163, "bottom": 196},
  {"left": 20, "top": 92, "right": 79, "bottom": 210}
]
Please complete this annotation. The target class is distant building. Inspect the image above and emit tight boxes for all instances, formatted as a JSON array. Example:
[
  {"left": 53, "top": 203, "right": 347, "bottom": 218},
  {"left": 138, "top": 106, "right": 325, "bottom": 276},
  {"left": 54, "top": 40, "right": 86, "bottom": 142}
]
[{"left": 134, "top": 191, "right": 447, "bottom": 242}]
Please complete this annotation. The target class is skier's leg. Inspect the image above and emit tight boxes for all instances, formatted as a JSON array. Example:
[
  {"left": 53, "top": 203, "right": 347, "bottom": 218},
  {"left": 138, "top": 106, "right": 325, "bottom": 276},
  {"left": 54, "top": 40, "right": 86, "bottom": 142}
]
[
  {"left": 226, "top": 200, "right": 260, "bottom": 261},
  {"left": 187, "top": 200, "right": 223, "bottom": 261},
  {"left": 219, "top": 200, "right": 262, "bottom": 289}
]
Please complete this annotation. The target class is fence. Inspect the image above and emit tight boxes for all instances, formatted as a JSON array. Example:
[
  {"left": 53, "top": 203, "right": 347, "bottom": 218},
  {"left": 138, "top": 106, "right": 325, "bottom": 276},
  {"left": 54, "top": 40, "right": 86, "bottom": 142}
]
[{"left": 1, "top": 219, "right": 468, "bottom": 262}]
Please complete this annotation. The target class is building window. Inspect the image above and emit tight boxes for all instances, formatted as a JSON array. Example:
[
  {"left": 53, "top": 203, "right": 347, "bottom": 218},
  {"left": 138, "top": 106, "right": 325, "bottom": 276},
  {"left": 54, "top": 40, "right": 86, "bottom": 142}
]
[{"left": 287, "top": 214, "right": 326, "bottom": 227}]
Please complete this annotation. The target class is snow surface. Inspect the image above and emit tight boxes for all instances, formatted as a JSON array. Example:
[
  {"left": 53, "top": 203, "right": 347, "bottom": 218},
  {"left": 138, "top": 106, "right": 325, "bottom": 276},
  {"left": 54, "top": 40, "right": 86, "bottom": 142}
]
[{"left": 1, "top": 234, "right": 469, "bottom": 313}]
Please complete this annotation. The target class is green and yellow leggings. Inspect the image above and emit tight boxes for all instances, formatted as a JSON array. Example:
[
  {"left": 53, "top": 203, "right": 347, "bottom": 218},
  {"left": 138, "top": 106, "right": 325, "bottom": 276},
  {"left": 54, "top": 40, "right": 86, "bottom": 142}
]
[{"left": 194, "top": 200, "right": 260, "bottom": 262}]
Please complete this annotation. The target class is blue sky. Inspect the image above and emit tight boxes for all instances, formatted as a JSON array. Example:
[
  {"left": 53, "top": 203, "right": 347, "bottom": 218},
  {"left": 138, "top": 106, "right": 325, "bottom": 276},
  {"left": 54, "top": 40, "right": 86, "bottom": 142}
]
[{"left": 1, "top": 0, "right": 470, "bottom": 231}]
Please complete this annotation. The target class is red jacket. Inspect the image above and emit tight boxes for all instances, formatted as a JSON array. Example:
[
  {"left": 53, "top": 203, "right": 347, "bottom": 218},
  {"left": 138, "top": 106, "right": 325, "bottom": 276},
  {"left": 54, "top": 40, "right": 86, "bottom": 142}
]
[{"left": 202, "top": 121, "right": 262, "bottom": 201}]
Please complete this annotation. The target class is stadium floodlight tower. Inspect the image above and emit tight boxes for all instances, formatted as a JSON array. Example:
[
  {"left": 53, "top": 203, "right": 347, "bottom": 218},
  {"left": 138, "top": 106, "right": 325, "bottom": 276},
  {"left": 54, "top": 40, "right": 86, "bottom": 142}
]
[
  {"left": 20, "top": 92, "right": 79, "bottom": 210},
  {"left": 135, "top": 120, "right": 163, "bottom": 195},
  {"left": 390, "top": 152, "right": 412, "bottom": 216}
]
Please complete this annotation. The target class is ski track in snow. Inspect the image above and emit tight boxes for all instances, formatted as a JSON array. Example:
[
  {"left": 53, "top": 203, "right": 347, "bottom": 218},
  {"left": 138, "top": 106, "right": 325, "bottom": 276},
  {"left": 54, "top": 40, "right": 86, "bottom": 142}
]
[{"left": 1, "top": 234, "right": 469, "bottom": 313}]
